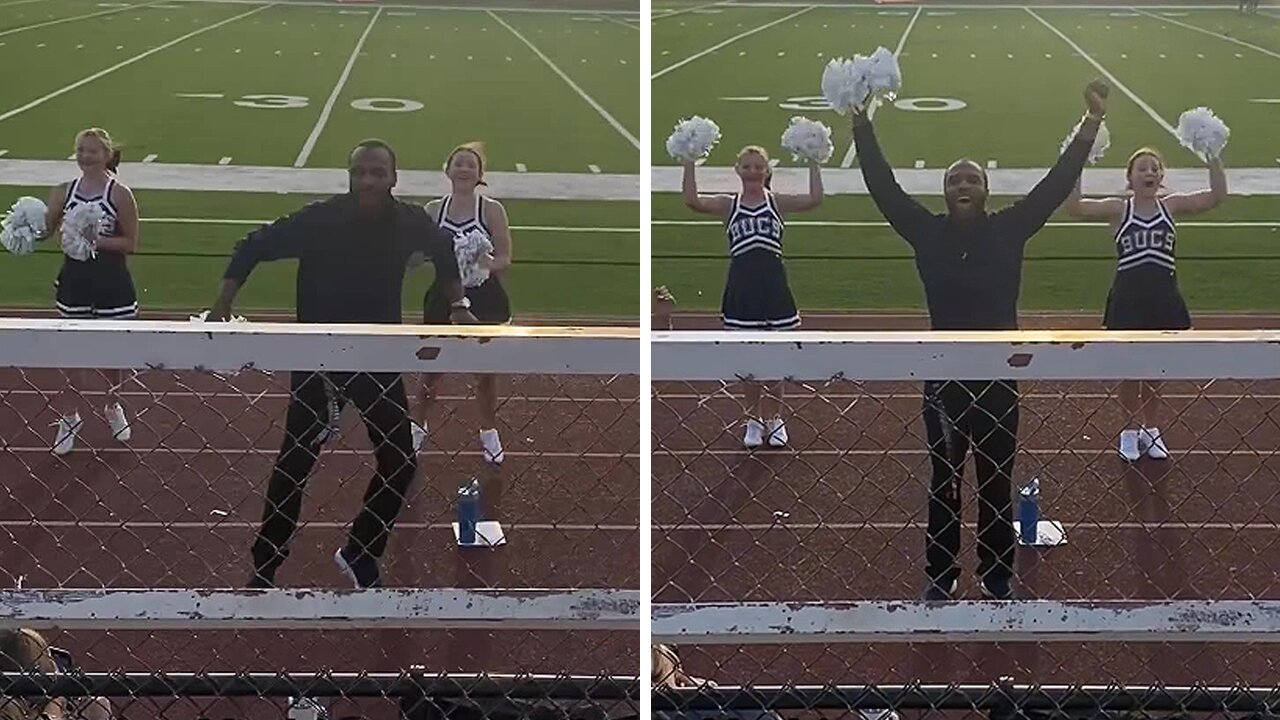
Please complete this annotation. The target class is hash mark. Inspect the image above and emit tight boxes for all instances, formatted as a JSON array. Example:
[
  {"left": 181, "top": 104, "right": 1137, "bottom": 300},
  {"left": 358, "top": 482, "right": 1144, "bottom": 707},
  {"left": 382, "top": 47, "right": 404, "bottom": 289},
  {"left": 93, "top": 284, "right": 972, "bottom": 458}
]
[{"left": 219, "top": 157, "right": 232, "bottom": 165}]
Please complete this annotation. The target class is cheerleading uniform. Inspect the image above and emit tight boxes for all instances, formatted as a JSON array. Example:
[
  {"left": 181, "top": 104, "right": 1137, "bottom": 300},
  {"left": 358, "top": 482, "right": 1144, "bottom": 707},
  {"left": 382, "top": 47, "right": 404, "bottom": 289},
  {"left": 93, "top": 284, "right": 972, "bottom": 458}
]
[
  {"left": 720, "top": 191, "right": 799, "bottom": 330},
  {"left": 54, "top": 176, "right": 138, "bottom": 319},
  {"left": 1103, "top": 197, "right": 1190, "bottom": 330},
  {"left": 422, "top": 193, "right": 511, "bottom": 325}
]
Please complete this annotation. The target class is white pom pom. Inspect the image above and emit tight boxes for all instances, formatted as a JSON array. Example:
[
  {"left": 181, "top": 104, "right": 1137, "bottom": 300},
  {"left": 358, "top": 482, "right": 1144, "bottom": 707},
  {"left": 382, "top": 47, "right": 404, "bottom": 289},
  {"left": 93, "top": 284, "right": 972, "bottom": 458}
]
[
  {"left": 665, "top": 116, "right": 721, "bottom": 162},
  {"left": 1060, "top": 118, "right": 1111, "bottom": 164},
  {"left": 1176, "top": 107, "right": 1230, "bottom": 160},
  {"left": 780, "top": 116, "right": 834, "bottom": 163},
  {"left": 61, "top": 203, "right": 104, "bottom": 261},
  {"left": 1, "top": 196, "right": 48, "bottom": 256},
  {"left": 822, "top": 47, "right": 901, "bottom": 115},
  {"left": 454, "top": 229, "right": 494, "bottom": 289},
  {"left": 864, "top": 46, "right": 902, "bottom": 105},
  {"left": 821, "top": 58, "right": 867, "bottom": 115}
]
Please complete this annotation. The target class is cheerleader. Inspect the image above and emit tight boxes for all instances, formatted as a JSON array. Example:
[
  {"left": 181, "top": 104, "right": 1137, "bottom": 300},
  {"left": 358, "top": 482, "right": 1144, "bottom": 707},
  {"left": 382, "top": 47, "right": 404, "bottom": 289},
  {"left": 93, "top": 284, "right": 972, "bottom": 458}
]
[
  {"left": 682, "top": 146, "right": 823, "bottom": 448},
  {"left": 1065, "top": 146, "right": 1227, "bottom": 461},
  {"left": 415, "top": 142, "right": 512, "bottom": 464},
  {"left": 45, "top": 128, "right": 141, "bottom": 455}
]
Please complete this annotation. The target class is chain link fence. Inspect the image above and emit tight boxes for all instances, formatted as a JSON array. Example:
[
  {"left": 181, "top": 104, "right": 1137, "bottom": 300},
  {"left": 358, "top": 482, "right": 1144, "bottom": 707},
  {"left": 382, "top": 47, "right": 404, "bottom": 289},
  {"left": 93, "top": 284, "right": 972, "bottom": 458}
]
[
  {"left": 652, "top": 327, "right": 1280, "bottom": 716},
  {"left": 0, "top": 320, "right": 640, "bottom": 719}
]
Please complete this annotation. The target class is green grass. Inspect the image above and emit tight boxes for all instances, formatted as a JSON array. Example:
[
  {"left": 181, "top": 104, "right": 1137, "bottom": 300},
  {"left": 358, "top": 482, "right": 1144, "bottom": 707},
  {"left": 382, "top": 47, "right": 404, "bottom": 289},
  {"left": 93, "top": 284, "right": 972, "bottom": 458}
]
[
  {"left": 653, "top": 7, "right": 1280, "bottom": 167},
  {"left": 0, "top": 188, "right": 639, "bottom": 317},
  {"left": 0, "top": 0, "right": 639, "bottom": 317},
  {"left": 653, "top": 194, "right": 1280, "bottom": 312},
  {"left": 652, "top": 5, "right": 1280, "bottom": 312},
  {"left": 1, "top": 3, "right": 639, "bottom": 171}
]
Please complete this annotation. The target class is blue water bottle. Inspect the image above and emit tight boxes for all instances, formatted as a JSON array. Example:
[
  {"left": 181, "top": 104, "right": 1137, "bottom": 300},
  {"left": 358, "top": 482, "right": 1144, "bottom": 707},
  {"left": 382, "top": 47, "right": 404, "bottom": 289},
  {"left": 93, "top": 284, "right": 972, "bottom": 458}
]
[
  {"left": 1018, "top": 477, "right": 1040, "bottom": 545},
  {"left": 457, "top": 478, "right": 481, "bottom": 546}
]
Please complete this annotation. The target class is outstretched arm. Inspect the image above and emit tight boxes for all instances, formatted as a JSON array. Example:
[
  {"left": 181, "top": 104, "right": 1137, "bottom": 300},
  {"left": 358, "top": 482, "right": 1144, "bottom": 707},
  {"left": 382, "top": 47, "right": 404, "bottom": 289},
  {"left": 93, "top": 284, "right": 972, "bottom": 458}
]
[
  {"left": 851, "top": 112, "right": 934, "bottom": 242},
  {"left": 1063, "top": 173, "right": 1125, "bottom": 222},
  {"left": 773, "top": 161, "right": 824, "bottom": 214},
  {"left": 212, "top": 202, "right": 320, "bottom": 318},
  {"left": 1162, "top": 156, "right": 1227, "bottom": 216},
  {"left": 682, "top": 161, "right": 734, "bottom": 217}
]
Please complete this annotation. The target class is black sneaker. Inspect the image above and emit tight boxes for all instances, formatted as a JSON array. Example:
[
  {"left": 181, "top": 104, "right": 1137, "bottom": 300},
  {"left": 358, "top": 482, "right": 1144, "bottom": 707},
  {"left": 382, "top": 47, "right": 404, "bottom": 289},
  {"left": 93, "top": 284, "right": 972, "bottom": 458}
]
[
  {"left": 980, "top": 574, "right": 1015, "bottom": 600},
  {"left": 923, "top": 578, "right": 958, "bottom": 601},
  {"left": 334, "top": 547, "right": 381, "bottom": 589}
]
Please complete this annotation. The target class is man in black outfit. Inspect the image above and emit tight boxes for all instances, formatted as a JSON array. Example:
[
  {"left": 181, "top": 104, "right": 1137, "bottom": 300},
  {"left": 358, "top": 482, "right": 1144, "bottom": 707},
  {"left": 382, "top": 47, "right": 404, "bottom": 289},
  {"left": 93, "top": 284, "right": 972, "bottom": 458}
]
[
  {"left": 210, "top": 139, "right": 477, "bottom": 589},
  {"left": 853, "top": 80, "right": 1109, "bottom": 600}
]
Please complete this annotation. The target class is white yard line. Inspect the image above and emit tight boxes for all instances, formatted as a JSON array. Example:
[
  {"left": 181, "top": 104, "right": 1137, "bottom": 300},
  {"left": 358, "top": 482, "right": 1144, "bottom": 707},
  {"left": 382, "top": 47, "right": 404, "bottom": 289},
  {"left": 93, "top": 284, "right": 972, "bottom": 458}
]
[
  {"left": 293, "top": 7, "right": 382, "bottom": 168},
  {"left": 0, "top": 0, "right": 164, "bottom": 39},
  {"left": 651, "top": 1, "right": 733, "bottom": 20},
  {"left": 1132, "top": 8, "right": 1280, "bottom": 60},
  {"left": 652, "top": 5, "right": 815, "bottom": 80},
  {"left": 1025, "top": 7, "right": 1178, "bottom": 140},
  {"left": 841, "top": 5, "right": 921, "bottom": 169},
  {"left": 487, "top": 10, "right": 639, "bottom": 150},
  {"left": 599, "top": 13, "right": 639, "bottom": 30},
  {"left": 0, "top": 5, "right": 271, "bottom": 124}
]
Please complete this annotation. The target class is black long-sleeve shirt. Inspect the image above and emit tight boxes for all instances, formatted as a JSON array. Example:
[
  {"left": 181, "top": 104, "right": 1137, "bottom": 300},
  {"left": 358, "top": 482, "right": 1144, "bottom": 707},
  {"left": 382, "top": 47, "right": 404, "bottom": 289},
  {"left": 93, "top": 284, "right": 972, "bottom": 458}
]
[
  {"left": 854, "top": 119, "right": 1094, "bottom": 330},
  {"left": 223, "top": 193, "right": 461, "bottom": 324}
]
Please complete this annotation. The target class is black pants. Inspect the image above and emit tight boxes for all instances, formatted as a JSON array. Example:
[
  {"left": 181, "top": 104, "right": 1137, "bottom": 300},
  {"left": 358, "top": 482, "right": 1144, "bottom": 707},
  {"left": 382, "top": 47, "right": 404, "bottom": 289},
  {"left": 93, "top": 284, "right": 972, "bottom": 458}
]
[
  {"left": 922, "top": 380, "right": 1020, "bottom": 586},
  {"left": 251, "top": 371, "right": 417, "bottom": 577}
]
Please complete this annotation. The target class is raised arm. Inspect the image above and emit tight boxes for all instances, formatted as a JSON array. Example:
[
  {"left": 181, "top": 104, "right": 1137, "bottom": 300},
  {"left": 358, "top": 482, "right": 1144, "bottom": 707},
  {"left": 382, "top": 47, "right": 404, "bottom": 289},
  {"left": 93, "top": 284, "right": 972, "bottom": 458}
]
[
  {"left": 1162, "top": 156, "right": 1228, "bottom": 217},
  {"left": 773, "top": 161, "right": 824, "bottom": 214},
  {"left": 1062, "top": 173, "right": 1125, "bottom": 222},
  {"left": 211, "top": 202, "right": 321, "bottom": 318},
  {"left": 682, "top": 161, "right": 734, "bottom": 217},
  {"left": 96, "top": 182, "right": 140, "bottom": 254},
  {"left": 851, "top": 113, "right": 934, "bottom": 239},
  {"left": 997, "top": 80, "right": 1109, "bottom": 237}
]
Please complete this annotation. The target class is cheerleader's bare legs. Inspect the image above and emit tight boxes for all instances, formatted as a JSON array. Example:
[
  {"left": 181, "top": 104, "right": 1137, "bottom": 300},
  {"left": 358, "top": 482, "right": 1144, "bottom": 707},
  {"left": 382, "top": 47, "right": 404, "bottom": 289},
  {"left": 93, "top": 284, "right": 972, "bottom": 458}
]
[{"left": 412, "top": 373, "right": 504, "bottom": 464}]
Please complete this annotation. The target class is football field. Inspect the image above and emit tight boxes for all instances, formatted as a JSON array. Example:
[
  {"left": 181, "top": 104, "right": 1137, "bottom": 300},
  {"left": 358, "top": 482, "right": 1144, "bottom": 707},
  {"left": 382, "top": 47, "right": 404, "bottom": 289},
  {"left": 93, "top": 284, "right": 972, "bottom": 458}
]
[
  {"left": 652, "top": 2, "right": 1280, "bottom": 312},
  {"left": 0, "top": 0, "right": 641, "bottom": 317}
]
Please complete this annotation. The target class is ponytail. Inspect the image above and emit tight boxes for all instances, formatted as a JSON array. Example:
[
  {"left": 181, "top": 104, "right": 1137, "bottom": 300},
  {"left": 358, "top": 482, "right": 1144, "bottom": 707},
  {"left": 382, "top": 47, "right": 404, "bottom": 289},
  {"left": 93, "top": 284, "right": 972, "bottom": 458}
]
[{"left": 107, "top": 149, "right": 122, "bottom": 173}]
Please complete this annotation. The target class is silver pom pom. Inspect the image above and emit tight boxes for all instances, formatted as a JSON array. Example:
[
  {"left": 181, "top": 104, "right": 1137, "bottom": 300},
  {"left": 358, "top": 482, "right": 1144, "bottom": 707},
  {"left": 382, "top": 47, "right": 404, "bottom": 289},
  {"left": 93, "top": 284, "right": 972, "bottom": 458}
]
[
  {"left": 666, "top": 116, "right": 721, "bottom": 162},
  {"left": 780, "top": 116, "right": 834, "bottom": 164},
  {"left": 864, "top": 46, "right": 902, "bottom": 106},
  {"left": 61, "top": 203, "right": 104, "bottom": 261},
  {"left": 1176, "top": 107, "right": 1230, "bottom": 160},
  {"left": 821, "top": 58, "right": 867, "bottom": 115},
  {"left": 1060, "top": 118, "right": 1111, "bottom": 164},
  {"left": 821, "top": 46, "right": 901, "bottom": 115},
  {"left": 1, "top": 196, "right": 48, "bottom": 256},
  {"left": 454, "top": 228, "right": 494, "bottom": 289}
]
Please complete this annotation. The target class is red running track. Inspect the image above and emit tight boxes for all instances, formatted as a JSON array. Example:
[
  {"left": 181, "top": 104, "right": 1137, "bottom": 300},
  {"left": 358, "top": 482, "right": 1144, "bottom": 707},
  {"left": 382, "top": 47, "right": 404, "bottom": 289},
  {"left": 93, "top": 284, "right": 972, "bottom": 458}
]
[
  {"left": 653, "top": 312, "right": 1280, "bottom": 689},
  {"left": 0, "top": 364, "right": 640, "bottom": 702}
]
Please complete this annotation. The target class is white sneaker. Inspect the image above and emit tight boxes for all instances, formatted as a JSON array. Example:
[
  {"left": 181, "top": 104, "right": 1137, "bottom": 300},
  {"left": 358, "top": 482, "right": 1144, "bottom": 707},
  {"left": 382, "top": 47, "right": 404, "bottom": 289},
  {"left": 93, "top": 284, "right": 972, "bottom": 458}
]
[
  {"left": 411, "top": 420, "right": 427, "bottom": 453},
  {"left": 765, "top": 417, "right": 788, "bottom": 447},
  {"left": 479, "top": 428, "right": 504, "bottom": 464},
  {"left": 743, "top": 418, "right": 764, "bottom": 448},
  {"left": 1143, "top": 427, "right": 1170, "bottom": 460},
  {"left": 52, "top": 413, "right": 82, "bottom": 456},
  {"left": 105, "top": 402, "right": 131, "bottom": 442},
  {"left": 1118, "top": 429, "right": 1141, "bottom": 462}
]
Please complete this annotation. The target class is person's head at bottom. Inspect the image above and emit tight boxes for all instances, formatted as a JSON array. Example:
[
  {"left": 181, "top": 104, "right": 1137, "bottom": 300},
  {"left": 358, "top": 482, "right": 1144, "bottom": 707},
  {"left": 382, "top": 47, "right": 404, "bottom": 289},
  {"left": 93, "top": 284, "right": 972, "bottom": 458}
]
[
  {"left": 348, "top": 139, "right": 398, "bottom": 215},
  {"left": 943, "top": 158, "right": 989, "bottom": 221}
]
